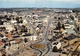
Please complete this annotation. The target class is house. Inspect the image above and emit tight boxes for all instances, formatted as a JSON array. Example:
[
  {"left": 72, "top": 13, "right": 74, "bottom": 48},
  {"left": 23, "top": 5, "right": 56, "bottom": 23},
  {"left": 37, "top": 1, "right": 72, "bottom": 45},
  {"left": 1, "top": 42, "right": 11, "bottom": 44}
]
[
  {"left": 64, "top": 20, "right": 75, "bottom": 29},
  {"left": 0, "top": 42, "right": 4, "bottom": 48},
  {"left": 23, "top": 36, "right": 37, "bottom": 41},
  {"left": 62, "top": 29, "right": 76, "bottom": 34},
  {"left": 51, "top": 41, "right": 61, "bottom": 49},
  {"left": 7, "top": 33, "right": 13, "bottom": 39},
  {"left": 63, "top": 34, "right": 78, "bottom": 45},
  {"left": 64, "top": 24, "right": 75, "bottom": 29}
]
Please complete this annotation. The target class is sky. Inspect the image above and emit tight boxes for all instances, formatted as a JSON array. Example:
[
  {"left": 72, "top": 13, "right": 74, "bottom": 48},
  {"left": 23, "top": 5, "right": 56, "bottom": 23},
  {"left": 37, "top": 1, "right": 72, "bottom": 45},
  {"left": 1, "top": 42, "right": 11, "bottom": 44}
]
[{"left": 0, "top": 0, "right": 80, "bottom": 8}]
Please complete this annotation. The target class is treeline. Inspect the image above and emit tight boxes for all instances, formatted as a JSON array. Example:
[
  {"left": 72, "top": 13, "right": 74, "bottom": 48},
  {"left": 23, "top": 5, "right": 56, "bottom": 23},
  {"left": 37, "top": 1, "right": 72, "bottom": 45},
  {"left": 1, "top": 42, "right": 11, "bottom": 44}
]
[{"left": 72, "top": 8, "right": 80, "bottom": 13}]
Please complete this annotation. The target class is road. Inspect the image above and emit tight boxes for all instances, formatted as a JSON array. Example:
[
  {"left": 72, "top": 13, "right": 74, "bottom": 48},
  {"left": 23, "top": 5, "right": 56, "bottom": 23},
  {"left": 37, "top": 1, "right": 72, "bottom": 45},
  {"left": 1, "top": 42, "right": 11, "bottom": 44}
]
[
  {"left": 25, "top": 17, "right": 43, "bottom": 56},
  {"left": 30, "top": 42, "right": 42, "bottom": 56},
  {"left": 42, "top": 16, "right": 51, "bottom": 56},
  {"left": 29, "top": 16, "right": 52, "bottom": 56},
  {"left": 23, "top": 17, "right": 50, "bottom": 56},
  {"left": 25, "top": 17, "right": 38, "bottom": 36}
]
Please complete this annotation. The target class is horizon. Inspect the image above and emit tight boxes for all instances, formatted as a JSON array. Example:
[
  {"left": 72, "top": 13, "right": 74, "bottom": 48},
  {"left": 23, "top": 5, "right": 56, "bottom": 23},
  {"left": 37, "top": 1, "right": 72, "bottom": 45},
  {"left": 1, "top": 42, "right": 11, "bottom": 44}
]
[
  {"left": 0, "top": 7, "right": 80, "bottom": 9},
  {"left": 0, "top": 0, "right": 80, "bottom": 8}
]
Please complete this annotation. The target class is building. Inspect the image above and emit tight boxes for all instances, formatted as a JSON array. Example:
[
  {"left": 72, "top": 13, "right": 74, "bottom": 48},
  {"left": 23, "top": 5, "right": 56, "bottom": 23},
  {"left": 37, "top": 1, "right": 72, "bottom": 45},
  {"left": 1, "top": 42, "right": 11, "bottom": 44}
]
[{"left": 51, "top": 41, "right": 61, "bottom": 49}]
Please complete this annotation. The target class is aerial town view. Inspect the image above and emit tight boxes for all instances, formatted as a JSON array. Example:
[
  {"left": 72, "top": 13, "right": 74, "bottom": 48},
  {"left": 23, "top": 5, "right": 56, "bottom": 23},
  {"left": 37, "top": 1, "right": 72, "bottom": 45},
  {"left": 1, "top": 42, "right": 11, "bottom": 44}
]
[{"left": 0, "top": 0, "right": 80, "bottom": 56}]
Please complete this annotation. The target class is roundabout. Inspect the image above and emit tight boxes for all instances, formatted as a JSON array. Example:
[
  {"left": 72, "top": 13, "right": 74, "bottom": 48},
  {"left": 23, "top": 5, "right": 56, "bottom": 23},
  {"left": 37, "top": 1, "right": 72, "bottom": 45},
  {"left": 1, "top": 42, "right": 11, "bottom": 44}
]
[{"left": 32, "top": 43, "right": 46, "bottom": 49}]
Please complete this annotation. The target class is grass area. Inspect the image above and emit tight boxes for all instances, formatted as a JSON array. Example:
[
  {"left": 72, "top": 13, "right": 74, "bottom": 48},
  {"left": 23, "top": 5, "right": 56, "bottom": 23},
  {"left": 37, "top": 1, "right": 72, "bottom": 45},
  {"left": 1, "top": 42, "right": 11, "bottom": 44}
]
[
  {"left": 42, "top": 49, "right": 46, "bottom": 52},
  {"left": 33, "top": 44, "right": 46, "bottom": 49},
  {"left": 26, "top": 47, "right": 30, "bottom": 50}
]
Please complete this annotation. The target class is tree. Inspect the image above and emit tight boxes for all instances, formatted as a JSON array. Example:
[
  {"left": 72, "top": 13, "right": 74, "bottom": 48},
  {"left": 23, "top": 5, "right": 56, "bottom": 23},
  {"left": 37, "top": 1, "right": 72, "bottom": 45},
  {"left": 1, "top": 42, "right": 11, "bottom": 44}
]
[
  {"left": 70, "top": 15, "right": 74, "bottom": 20},
  {"left": 32, "top": 12, "right": 34, "bottom": 15},
  {"left": 2, "top": 54, "right": 6, "bottom": 56},
  {"left": 62, "top": 24, "right": 65, "bottom": 29},
  {"left": 24, "top": 38, "right": 28, "bottom": 43},
  {"left": 16, "top": 17, "right": 19, "bottom": 23},
  {"left": 4, "top": 15, "right": 8, "bottom": 18},
  {"left": 57, "top": 21, "right": 61, "bottom": 30},
  {"left": 19, "top": 20, "right": 23, "bottom": 23},
  {"left": 0, "top": 16, "right": 3, "bottom": 19},
  {"left": 52, "top": 46, "right": 58, "bottom": 52},
  {"left": 58, "top": 17, "right": 61, "bottom": 20},
  {"left": 0, "top": 20, "right": 3, "bottom": 25},
  {"left": 77, "top": 27, "right": 79, "bottom": 31},
  {"left": 7, "top": 18, "right": 11, "bottom": 21},
  {"left": 24, "top": 28, "right": 28, "bottom": 32}
]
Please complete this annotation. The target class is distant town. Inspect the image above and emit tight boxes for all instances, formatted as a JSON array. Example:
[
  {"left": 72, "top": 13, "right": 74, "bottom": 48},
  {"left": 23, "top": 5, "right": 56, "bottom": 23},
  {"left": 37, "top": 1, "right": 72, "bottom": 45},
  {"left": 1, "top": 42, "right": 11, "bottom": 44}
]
[{"left": 0, "top": 8, "right": 80, "bottom": 56}]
